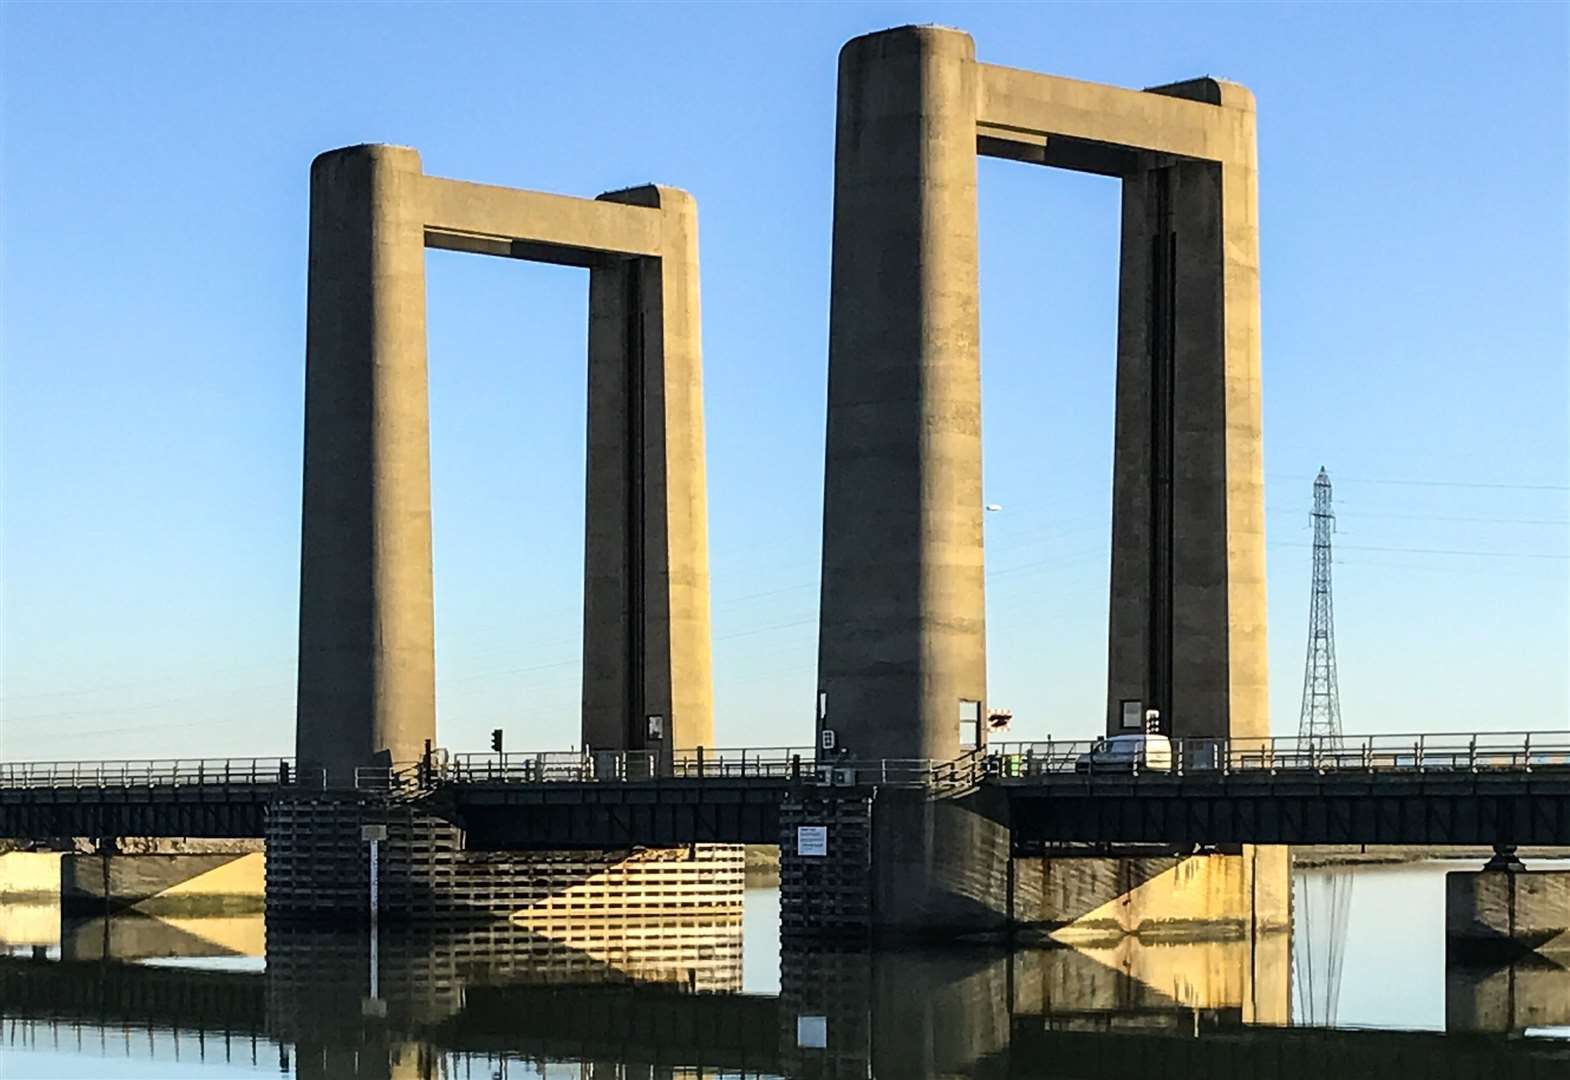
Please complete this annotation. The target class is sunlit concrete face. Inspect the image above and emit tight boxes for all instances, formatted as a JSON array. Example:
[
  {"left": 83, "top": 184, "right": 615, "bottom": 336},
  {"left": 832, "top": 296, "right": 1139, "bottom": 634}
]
[
  {"left": 297, "top": 145, "right": 713, "bottom": 779},
  {"left": 817, "top": 26, "right": 1267, "bottom": 760}
]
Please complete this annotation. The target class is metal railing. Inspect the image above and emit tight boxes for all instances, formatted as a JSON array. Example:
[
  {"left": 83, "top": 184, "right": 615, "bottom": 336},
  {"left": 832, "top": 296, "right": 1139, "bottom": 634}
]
[
  {"left": 986, "top": 730, "right": 1570, "bottom": 780},
  {"left": 441, "top": 747, "right": 816, "bottom": 785},
  {"left": 5, "top": 731, "right": 1564, "bottom": 794},
  {"left": 0, "top": 757, "right": 396, "bottom": 792},
  {"left": 438, "top": 749, "right": 993, "bottom": 792}
]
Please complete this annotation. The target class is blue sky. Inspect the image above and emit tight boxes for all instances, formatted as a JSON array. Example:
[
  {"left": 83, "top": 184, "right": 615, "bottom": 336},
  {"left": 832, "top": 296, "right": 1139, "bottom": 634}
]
[{"left": 2, "top": 2, "right": 1566, "bottom": 761}]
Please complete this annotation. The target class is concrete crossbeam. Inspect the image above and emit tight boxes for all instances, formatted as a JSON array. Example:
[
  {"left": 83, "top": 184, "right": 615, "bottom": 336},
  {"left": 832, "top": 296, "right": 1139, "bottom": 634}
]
[
  {"left": 422, "top": 174, "right": 662, "bottom": 262},
  {"left": 976, "top": 63, "right": 1255, "bottom": 164}
]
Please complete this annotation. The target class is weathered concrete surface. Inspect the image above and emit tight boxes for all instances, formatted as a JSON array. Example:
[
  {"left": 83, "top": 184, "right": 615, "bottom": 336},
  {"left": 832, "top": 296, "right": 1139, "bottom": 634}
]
[
  {"left": 298, "top": 146, "right": 714, "bottom": 778},
  {"left": 818, "top": 26, "right": 986, "bottom": 764},
  {"left": 583, "top": 185, "right": 714, "bottom": 754},
  {"left": 265, "top": 798, "right": 742, "bottom": 922},
  {"left": 1447, "top": 869, "right": 1570, "bottom": 957},
  {"left": 1104, "top": 79, "right": 1267, "bottom": 742},
  {"left": 1012, "top": 847, "right": 1290, "bottom": 942},
  {"left": 60, "top": 852, "right": 264, "bottom": 914},
  {"left": 298, "top": 144, "right": 436, "bottom": 781},
  {"left": 869, "top": 787, "right": 1011, "bottom": 938},
  {"left": 816, "top": 25, "right": 1269, "bottom": 763},
  {"left": 0, "top": 850, "right": 61, "bottom": 901},
  {"left": 0, "top": 852, "right": 61, "bottom": 948}
]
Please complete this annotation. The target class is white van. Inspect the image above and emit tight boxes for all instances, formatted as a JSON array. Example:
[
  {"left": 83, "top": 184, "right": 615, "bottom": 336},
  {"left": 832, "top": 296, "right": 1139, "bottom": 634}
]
[{"left": 1075, "top": 733, "right": 1173, "bottom": 774}]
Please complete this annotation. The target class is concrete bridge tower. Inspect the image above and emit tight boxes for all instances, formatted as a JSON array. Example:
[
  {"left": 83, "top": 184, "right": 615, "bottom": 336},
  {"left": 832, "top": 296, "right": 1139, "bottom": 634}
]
[
  {"left": 808, "top": 25, "right": 1278, "bottom": 937},
  {"left": 816, "top": 23, "right": 1268, "bottom": 762},
  {"left": 295, "top": 145, "right": 715, "bottom": 783}
]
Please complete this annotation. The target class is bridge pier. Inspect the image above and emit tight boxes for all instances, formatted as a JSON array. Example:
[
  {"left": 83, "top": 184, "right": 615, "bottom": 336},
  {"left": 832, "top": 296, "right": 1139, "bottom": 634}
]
[
  {"left": 1012, "top": 845, "right": 1291, "bottom": 944},
  {"left": 781, "top": 786, "right": 1287, "bottom": 948},
  {"left": 781, "top": 787, "right": 1011, "bottom": 941},
  {"left": 264, "top": 794, "right": 744, "bottom": 924},
  {"left": 1446, "top": 859, "right": 1569, "bottom": 961}
]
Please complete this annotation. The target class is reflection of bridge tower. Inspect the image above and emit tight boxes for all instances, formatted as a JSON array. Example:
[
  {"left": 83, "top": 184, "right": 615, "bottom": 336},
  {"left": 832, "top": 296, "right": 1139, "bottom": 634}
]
[
  {"left": 1292, "top": 868, "right": 1354, "bottom": 1026},
  {"left": 1296, "top": 468, "right": 1343, "bottom": 751}
]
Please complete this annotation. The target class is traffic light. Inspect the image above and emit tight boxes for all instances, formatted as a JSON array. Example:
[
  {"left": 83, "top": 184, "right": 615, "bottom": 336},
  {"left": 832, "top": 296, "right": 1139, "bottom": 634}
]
[{"left": 490, "top": 728, "right": 503, "bottom": 753}]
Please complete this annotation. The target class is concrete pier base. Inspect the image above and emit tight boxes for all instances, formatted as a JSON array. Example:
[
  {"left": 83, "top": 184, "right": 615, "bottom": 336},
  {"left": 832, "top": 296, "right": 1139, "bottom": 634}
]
[
  {"left": 1011, "top": 846, "right": 1291, "bottom": 942},
  {"left": 60, "top": 852, "right": 263, "bottom": 915},
  {"left": 781, "top": 788, "right": 1011, "bottom": 941},
  {"left": 869, "top": 788, "right": 1011, "bottom": 939},
  {"left": 265, "top": 796, "right": 743, "bottom": 924},
  {"left": 781, "top": 789, "right": 1288, "bottom": 945},
  {"left": 1446, "top": 867, "right": 1570, "bottom": 959}
]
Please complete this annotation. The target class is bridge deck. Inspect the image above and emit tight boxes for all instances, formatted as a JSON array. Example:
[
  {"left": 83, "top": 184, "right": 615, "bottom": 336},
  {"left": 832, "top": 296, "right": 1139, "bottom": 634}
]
[{"left": 3, "top": 733, "right": 1567, "bottom": 848}]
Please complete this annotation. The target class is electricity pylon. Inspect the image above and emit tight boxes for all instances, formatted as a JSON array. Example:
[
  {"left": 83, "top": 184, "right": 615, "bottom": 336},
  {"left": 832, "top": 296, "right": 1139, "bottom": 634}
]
[{"left": 1296, "top": 467, "right": 1343, "bottom": 749}]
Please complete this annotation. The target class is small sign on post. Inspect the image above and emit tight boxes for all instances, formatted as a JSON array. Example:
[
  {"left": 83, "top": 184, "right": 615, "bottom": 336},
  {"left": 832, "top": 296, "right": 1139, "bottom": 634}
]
[
  {"left": 796, "top": 825, "right": 828, "bottom": 857},
  {"left": 360, "top": 823, "right": 387, "bottom": 1000},
  {"left": 1120, "top": 699, "right": 1143, "bottom": 730},
  {"left": 796, "top": 1014, "right": 828, "bottom": 1049},
  {"left": 361, "top": 824, "right": 387, "bottom": 922}
]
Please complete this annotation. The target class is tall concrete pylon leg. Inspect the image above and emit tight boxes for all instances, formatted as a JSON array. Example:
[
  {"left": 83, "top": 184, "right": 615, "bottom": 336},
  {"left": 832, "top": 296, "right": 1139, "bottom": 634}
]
[
  {"left": 817, "top": 27, "right": 988, "bottom": 765},
  {"left": 1106, "top": 81, "right": 1267, "bottom": 743},
  {"left": 297, "top": 145, "right": 436, "bottom": 782},
  {"left": 583, "top": 187, "right": 714, "bottom": 755}
]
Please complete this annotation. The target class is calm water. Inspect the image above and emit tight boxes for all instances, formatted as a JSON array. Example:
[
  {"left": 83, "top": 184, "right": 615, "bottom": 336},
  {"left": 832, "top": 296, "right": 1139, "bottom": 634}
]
[{"left": 1, "top": 860, "right": 1566, "bottom": 1078}]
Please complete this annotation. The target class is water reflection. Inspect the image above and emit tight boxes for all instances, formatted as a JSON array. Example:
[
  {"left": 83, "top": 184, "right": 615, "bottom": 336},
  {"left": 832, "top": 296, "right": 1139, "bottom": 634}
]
[
  {"left": 1, "top": 875, "right": 1567, "bottom": 1079},
  {"left": 1292, "top": 867, "right": 1354, "bottom": 1025}
]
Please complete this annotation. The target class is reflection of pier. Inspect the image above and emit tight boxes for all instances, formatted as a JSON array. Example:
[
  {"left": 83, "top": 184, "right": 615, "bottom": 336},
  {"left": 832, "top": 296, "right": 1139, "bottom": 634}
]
[
  {"left": 1447, "top": 952, "right": 1570, "bottom": 1035},
  {"left": 4, "top": 923, "right": 1568, "bottom": 1079},
  {"left": 1008, "top": 1021, "right": 1570, "bottom": 1080}
]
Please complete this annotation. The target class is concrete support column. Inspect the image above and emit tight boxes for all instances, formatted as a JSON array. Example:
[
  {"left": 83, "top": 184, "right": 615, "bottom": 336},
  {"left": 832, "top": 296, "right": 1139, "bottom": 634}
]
[
  {"left": 297, "top": 145, "right": 435, "bottom": 780},
  {"left": 1447, "top": 867, "right": 1570, "bottom": 959},
  {"left": 870, "top": 787, "right": 1010, "bottom": 937},
  {"left": 818, "top": 26, "right": 985, "bottom": 762},
  {"left": 583, "top": 187, "right": 713, "bottom": 753},
  {"left": 1106, "top": 80, "right": 1266, "bottom": 742}
]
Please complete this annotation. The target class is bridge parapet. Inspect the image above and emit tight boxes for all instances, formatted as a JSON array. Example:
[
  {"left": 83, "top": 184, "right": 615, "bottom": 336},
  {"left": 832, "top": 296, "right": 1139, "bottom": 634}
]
[
  {"left": 0, "top": 757, "right": 398, "bottom": 792},
  {"left": 988, "top": 731, "right": 1570, "bottom": 782},
  {"left": 426, "top": 745, "right": 987, "bottom": 793}
]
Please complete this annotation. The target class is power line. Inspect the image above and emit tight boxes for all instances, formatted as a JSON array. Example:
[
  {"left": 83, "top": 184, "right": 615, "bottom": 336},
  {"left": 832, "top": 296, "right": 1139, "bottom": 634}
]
[
  {"left": 1275, "top": 541, "right": 1567, "bottom": 561},
  {"left": 1332, "top": 509, "right": 1569, "bottom": 527},
  {"left": 1269, "top": 472, "right": 1569, "bottom": 493}
]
